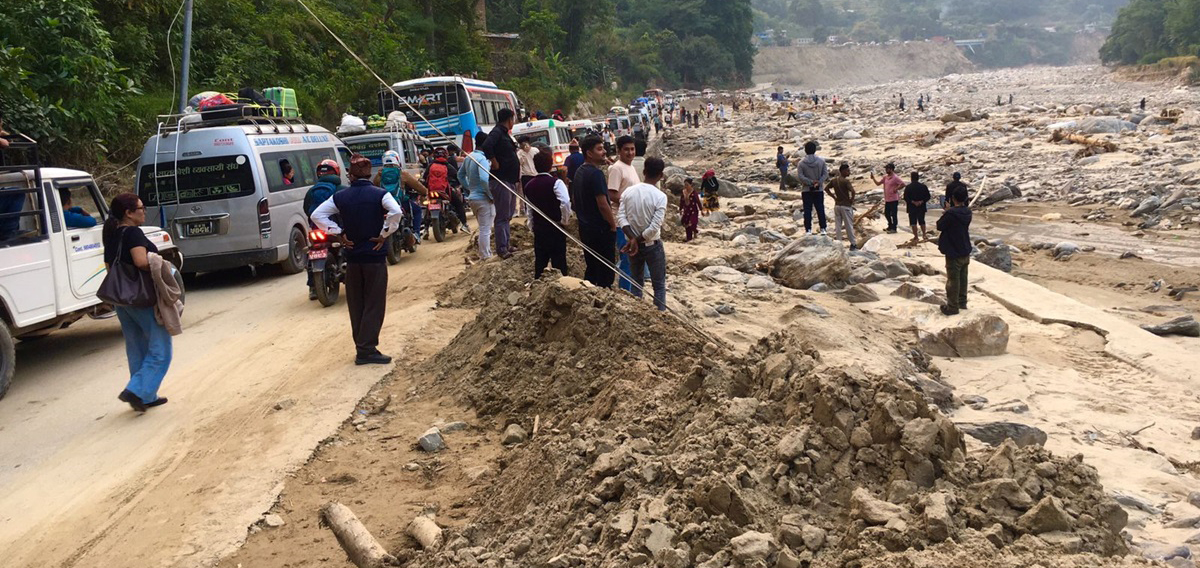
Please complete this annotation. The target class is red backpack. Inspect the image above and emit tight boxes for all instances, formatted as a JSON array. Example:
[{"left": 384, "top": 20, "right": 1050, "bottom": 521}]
[{"left": 427, "top": 161, "right": 450, "bottom": 194}]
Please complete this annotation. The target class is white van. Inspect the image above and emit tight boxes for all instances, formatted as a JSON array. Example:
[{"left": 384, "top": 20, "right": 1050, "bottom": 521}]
[
  {"left": 339, "top": 122, "right": 432, "bottom": 179},
  {"left": 135, "top": 113, "right": 351, "bottom": 275},
  {"left": 512, "top": 119, "right": 574, "bottom": 172},
  {"left": 565, "top": 120, "right": 597, "bottom": 143}
]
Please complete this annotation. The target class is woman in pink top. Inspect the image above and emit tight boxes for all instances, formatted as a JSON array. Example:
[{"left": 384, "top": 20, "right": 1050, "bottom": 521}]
[{"left": 871, "top": 163, "right": 905, "bottom": 233}]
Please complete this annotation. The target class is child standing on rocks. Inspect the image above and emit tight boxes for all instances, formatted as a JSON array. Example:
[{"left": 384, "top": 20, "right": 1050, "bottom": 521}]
[{"left": 937, "top": 187, "right": 973, "bottom": 315}]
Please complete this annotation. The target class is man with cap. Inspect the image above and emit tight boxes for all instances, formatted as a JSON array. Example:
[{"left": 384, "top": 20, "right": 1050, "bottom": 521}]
[
  {"left": 870, "top": 163, "right": 905, "bottom": 233},
  {"left": 563, "top": 139, "right": 585, "bottom": 182},
  {"left": 310, "top": 154, "right": 405, "bottom": 365}
]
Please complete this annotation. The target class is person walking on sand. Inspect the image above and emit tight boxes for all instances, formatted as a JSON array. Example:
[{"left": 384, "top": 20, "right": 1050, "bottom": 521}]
[
  {"left": 794, "top": 141, "right": 829, "bottom": 235},
  {"left": 825, "top": 163, "right": 858, "bottom": 250},
  {"left": 870, "top": 163, "right": 904, "bottom": 233},
  {"left": 617, "top": 157, "right": 670, "bottom": 311},
  {"left": 786, "top": 103, "right": 797, "bottom": 121},
  {"left": 311, "top": 154, "right": 405, "bottom": 365},
  {"left": 903, "top": 171, "right": 932, "bottom": 241},
  {"left": 899, "top": 95, "right": 905, "bottom": 111},
  {"left": 680, "top": 178, "right": 701, "bottom": 242},
  {"left": 524, "top": 149, "right": 572, "bottom": 278},
  {"left": 776, "top": 146, "right": 790, "bottom": 192},
  {"left": 937, "top": 187, "right": 972, "bottom": 316},
  {"left": 105, "top": 193, "right": 173, "bottom": 412},
  {"left": 571, "top": 135, "right": 618, "bottom": 288}
]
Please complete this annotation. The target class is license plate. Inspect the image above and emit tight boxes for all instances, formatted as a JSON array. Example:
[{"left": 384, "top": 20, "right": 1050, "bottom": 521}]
[
  {"left": 428, "top": 202, "right": 442, "bottom": 211},
  {"left": 184, "top": 221, "right": 215, "bottom": 237},
  {"left": 308, "top": 248, "right": 327, "bottom": 260}
]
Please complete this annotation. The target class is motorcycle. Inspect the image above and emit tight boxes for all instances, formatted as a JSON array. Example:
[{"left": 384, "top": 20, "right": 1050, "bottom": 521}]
[
  {"left": 307, "top": 228, "right": 345, "bottom": 307},
  {"left": 423, "top": 187, "right": 461, "bottom": 243},
  {"left": 385, "top": 206, "right": 418, "bottom": 265}
]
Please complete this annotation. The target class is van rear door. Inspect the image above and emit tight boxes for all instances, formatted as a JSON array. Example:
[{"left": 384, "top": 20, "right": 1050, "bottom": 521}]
[{"left": 138, "top": 153, "right": 261, "bottom": 256}]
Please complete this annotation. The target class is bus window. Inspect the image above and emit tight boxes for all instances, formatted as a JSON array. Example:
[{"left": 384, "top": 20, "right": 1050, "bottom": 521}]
[
  {"left": 403, "top": 140, "right": 418, "bottom": 166},
  {"left": 337, "top": 146, "right": 353, "bottom": 173},
  {"left": 264, "top": 151, "right": 317, "bottom": 192}
]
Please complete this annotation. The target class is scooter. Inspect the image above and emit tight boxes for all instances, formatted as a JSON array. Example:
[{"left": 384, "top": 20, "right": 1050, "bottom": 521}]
[
  {"left": 307, "top": 228, "right": 345, "bottom": 307},
  {"left": 423, "top": 188, "right": 461, "bottom": 243}
]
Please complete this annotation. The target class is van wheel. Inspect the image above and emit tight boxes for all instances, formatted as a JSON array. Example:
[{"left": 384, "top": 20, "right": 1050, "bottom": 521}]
[
  {"left": 0, "top": 324, "right": 15, "bottom": 401},
  {"left": 280, "top": 226, "right": 307, "bottom": 274}
]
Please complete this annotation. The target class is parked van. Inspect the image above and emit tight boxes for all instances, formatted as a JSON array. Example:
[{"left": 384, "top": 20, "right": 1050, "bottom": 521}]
[
  {"left": 135, "top": 113, "right": 351, "bottom": 275},
  {"left": 606, "top": 115, "right": 632, "bottom": 138},
  {"left": 512, "top": 119, "right": 573, "bottom": 172},
  {"left": 565, "top": 120, "right": 597, "bottom": 143},
  {"left": 339, "top": 121, "right": 431, "bottom": 179}
]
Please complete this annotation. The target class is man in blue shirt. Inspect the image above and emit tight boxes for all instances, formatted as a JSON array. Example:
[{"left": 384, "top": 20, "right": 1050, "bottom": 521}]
[
  {"left": 563, "top": 139, "right": 585, "bottom": 183},
  {"left": 60, "top": 189, "right": 97, "bottom": 229},
  {"left": 461, "top": 131, "right": 495, "bottom": 259}
]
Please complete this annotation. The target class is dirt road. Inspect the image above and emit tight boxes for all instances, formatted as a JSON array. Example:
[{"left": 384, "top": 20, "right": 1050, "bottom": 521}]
[{"left": 0, "top": 233, "right": 467, "bottom": 568}]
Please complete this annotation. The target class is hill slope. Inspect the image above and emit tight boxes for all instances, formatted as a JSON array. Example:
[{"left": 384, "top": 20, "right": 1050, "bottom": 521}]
[{"left": 753, "top": 43, "right": 975, "bottom": 89}]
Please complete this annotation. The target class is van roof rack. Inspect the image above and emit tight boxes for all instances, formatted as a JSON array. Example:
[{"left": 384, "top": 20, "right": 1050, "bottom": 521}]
[{"left": 156, "top": 108, "right": 314, "bottom": 137}]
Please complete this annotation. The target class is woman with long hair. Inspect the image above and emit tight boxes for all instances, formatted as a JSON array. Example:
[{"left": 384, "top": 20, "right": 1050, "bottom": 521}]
[{"left": 104, "top": 193, "right": 170, "bottom": 411}]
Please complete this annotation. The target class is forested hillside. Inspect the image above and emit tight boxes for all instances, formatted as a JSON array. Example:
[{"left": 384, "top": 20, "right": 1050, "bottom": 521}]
[
  {"left": 1100, "top": 0, "right": 1200, "bottom": 66},
  {"left": 0, "top": 0, "right": 753, "bottom": 166},
  {"left": 752, "top": 0, "right": 1128, "bottom": 67}
]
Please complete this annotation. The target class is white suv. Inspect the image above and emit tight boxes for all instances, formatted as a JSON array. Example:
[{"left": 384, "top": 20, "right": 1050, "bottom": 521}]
[{"left": 0, "top": 136, "right": 183, "bottom": 399}]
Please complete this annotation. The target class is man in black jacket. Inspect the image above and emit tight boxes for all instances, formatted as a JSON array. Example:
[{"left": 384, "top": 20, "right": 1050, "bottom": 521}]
[
  {"left": 482, "top": 108, "right": 520, "bottom": 257},
  {"left": 936, "top": 187, "right": 972, "bottom": 316},
  {"left": 903, "top": 171, "right": 932, "bottom": 241}
]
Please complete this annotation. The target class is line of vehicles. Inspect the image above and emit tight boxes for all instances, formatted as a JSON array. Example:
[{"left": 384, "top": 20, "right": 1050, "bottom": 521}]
[{"left": 0, "top": 76, "right": 685, "bottom": 397}]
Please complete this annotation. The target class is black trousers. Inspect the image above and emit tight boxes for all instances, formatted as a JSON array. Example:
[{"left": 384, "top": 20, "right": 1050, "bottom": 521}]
[
  {"left": 884, "top": 200, "right": 899, "bottom": 230},
  {"left": 534, "top": 228, "right": 568, "bottom": 279},
  {"left": 578, "top": 223, "right": 615, "bottom": 288},
  {"left": 945, "top": 256, "right": 969, "bottom": 309},
  {"left": 345, "top": 261, "right": 388, "bottom": 357}
]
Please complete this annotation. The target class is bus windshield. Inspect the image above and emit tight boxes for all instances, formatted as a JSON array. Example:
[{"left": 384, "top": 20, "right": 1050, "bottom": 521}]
[{"left": 381, "top": 84, "right": 468, "bottom": 123}]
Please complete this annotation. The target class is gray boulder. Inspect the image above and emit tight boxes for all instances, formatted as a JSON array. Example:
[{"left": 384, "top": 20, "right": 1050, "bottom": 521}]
[
  {"left": 975, "top": 246, "right": 1013, "bottom": 272},
  {"left": 770, "top": 236, "right": 851, "bottom": 289},
  {"left": 892, "top": 282, "right": 945, "bottom": 305},
  {"left": 1132, "top": 196, "right": 1162, "bottom": 217},
  {"left": 1078, "top": 117, "right": 1137, "bottom": 134},
  {"left": 957, "top": 422, "right": 1048, "bottom": 447},
  {"left": 1052, "top": 241, "right": 1080, "bottom": 260},
  {"left": 920, "top": 315, "right": 1010, "bottom": 357},
  {"left": 850, "top": 265, "right": 888, "bottom": 284},
  {"left": 1140, "top": 315, "right": 1200, "bottom": 337},
  {"left": 699, "top": 211, "right": 729, "bottom": 226},
  {"left": 717, "top": 179, "right": 745, "bottom": 198},
  {"left": 834, "top": 283, "right": 880, "bottom": 303}
]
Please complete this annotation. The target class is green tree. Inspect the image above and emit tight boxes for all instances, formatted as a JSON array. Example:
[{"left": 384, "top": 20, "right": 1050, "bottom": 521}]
[{"left": 1100, "top": 0, "right": 1170, "bottom": 64}]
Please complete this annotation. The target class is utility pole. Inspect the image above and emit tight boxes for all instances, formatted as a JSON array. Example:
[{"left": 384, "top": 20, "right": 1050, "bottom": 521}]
[{"left": 178, "top": 0, "right": 194, "bottom": 113}]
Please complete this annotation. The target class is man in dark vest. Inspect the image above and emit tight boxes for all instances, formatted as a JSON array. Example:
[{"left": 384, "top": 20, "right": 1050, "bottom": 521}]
[{"left": 310, "top": 154, "right": 404, "bottom": 365}]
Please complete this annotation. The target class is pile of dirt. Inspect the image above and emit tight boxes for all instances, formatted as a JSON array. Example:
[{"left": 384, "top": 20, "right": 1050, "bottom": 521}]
[
  {"left": 406, "top": 280, "right": 1132, "bottom": 568},
  {"left": 447, "top": 222, "right": 586, "bottom": 308}
]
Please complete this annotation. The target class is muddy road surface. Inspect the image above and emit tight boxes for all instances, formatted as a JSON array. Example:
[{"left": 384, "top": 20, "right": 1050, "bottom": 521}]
[{"left": 0, "top": 234, "right": 467, "bottom": 568}]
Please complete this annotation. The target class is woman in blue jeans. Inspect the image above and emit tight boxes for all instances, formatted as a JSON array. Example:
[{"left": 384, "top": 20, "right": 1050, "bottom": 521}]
[{"left": 103, "top": 193, "right": 171, "bottom": 412}]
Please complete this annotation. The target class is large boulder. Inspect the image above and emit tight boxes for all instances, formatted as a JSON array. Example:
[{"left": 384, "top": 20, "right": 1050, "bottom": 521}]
[
  {"left": 920, "top": 315, "right": 1010, "bottom": 357},
  {"left": 976, "top": 183, "right": 1022, "bottom": 207},
  {"left": 1140, "top": 315, "right": 1200, "bottom": 337},
  {"left": 770, "top": 236, "right": 851, "bottom": 289},
  {"left": 1078, "top": 117, "right": 1137, "bottom": 135},
  {"left": 974, "top": 246, "right": 1013, "bottom": 273},
  {"left": 892, "top": 282, "right": 945, "bottom": 305},
  {"left": 1131, "top": 196, "right": 1162, "bottom": 218},
  {"left": 717, "top": 179, "right": 745, "bottom": 198},
  {"left": 699, "top": 211, "right": 730, "bottom": 227}
]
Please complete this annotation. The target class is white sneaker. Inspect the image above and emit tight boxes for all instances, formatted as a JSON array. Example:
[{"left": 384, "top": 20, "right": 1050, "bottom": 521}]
[{"left": 819, "top": 229, "right": 827, "bottom": 236}]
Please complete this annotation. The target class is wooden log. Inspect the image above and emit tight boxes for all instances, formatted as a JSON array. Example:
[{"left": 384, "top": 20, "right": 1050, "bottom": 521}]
[
  {"left": 320, "top": 502, "right": 396, "bottom": 568},
  {"left": 406, "top": 515, "right": 444, "bottom": 550}
]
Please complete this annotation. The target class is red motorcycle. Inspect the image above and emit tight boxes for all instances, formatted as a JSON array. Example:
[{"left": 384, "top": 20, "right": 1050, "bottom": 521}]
[{"left": 307, "top": 228, "right": 345, "bottom": 307}]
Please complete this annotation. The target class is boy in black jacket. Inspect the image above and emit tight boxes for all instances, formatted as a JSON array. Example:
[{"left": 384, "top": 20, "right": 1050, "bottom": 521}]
[{"left": 937, "top": 188, "right": 973, "bottom": 315}]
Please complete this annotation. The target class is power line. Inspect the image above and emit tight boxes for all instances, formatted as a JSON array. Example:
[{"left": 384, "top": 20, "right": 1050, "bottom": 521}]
[{"left": 291, "top": 0, "right": 717, "bottom": 343}]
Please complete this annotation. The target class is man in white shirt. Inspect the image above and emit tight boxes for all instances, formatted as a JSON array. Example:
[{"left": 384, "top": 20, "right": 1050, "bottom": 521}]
[
  {"left": 617, "top": 157, "right": 669, "bottom": 311},
  {"left": 608, "top": 135, "right": 641, "bottom": 292},
  {"left": 516, "top": 136, "right": 538, "bottom": 217},
  {"left": 310, "top": 154, "right": 404, "bottom": 365}
]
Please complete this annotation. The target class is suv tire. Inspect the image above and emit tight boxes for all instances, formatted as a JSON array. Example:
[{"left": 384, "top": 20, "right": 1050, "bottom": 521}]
[{"left": 0, "top": 324, "right": 14, "bottom": 401}]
